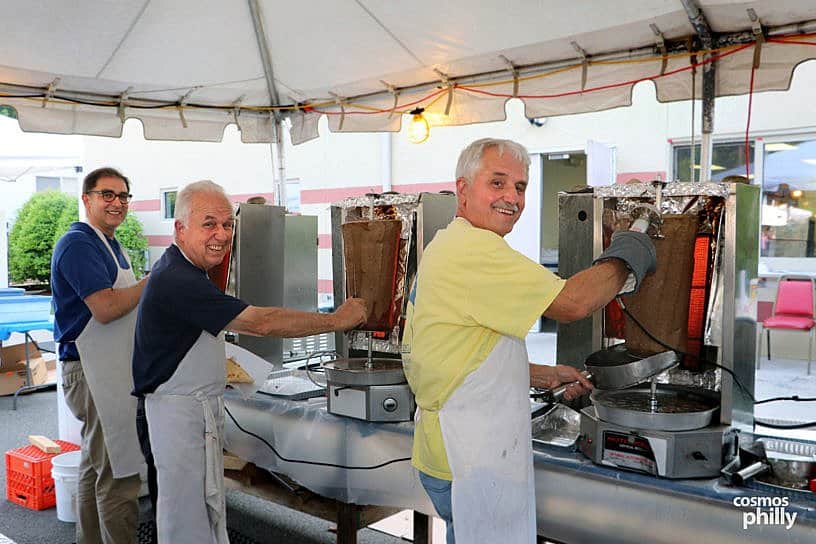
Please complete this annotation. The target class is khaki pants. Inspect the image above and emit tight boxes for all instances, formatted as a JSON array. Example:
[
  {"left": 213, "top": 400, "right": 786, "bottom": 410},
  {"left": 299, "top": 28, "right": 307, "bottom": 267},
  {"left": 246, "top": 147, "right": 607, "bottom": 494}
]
[{"left": 62, "top": 360, "right": 140, "bottom": 544}]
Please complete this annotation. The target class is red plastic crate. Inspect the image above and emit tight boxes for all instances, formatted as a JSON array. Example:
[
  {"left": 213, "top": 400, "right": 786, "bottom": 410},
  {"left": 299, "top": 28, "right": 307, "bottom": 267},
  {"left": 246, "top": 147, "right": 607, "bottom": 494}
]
[{"left": 5, "top": 440, "right": 80, "bottom": 511}]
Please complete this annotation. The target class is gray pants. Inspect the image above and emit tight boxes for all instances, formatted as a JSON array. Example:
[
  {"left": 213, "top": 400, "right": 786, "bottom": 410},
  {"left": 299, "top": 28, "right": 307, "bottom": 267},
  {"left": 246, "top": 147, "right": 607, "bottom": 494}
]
[{"left": 62, "top": 360, "right": 140, "bottom": 544}]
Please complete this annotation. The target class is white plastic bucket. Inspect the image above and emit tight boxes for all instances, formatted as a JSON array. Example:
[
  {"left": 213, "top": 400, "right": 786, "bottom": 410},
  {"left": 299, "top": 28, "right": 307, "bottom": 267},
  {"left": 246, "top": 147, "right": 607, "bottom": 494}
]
[{"left": 51, "top": 450, "right": 80, "bottom": 523}]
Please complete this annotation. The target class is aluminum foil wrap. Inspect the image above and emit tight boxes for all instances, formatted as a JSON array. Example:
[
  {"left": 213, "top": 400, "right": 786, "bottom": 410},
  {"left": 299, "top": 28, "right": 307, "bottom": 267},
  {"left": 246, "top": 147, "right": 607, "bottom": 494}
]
[
  {"left": 657, "top": 367, "right": 721, "bottom": 391},
  {"left": 335, "top": 194, "right": 422, "bottom": 352},
  {"left": 611, "top": 195, "right": 724, "bottom": 234},
  {"left": 531, "top": 404, "right": 581, "bottom": 447},
  {"left": 594, "top": 182, "right": 730, "bottom": 200},
  {"left": 348, "top": 329, "right": 402, "bottom": 355},
  {"left": 337, "top": 193, "right": 420, "bottom": 239}
]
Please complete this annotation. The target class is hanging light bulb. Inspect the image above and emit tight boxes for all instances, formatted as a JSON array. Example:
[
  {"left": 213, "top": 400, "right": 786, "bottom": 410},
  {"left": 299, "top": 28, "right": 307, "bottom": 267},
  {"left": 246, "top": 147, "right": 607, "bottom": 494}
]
[{"left": 407, "top": 108, "right": 430, "bottom": 144}]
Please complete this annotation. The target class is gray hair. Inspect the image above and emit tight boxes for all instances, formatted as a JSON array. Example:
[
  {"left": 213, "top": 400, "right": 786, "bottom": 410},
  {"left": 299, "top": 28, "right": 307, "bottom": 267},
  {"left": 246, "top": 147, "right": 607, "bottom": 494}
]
[
  {"left": 174, "top": 179, "right": 232, "bottom": 225},
  {"left": 455, "top": 138, "right": 530, "bottom": 183}
]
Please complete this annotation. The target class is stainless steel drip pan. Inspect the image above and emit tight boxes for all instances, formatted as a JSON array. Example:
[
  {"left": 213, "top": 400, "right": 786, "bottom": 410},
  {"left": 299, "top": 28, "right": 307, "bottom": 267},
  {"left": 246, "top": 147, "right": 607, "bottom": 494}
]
[
  {"left": 591, "top": 385, "right": 718, "bottom": 431},
  {"left": 322, "top": 357, "right": 407, "bottom": 386}
]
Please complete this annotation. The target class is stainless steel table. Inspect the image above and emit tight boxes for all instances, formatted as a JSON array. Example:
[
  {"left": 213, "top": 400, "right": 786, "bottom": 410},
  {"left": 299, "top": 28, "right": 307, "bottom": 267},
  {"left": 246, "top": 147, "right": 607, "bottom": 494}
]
[{"left": 225, "top": 391, "right": 816, "bottom": 543}]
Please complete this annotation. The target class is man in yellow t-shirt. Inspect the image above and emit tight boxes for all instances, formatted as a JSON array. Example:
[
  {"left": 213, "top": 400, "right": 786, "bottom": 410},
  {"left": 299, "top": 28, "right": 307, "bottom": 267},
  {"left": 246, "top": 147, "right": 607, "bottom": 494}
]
[{"left": 402, "top": 138, "right": 657, "bottom": 544}]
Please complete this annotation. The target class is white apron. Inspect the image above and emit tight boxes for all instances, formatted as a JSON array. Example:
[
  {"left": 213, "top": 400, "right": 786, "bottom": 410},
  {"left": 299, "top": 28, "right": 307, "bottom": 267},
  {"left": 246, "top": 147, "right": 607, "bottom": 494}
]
[
  {"left": 438, "top": 336, "right": 535, "bottom": 543},
  {"left": 74, "top": 223, "right": 144, "bottom": 478},
  {"left": 145, "top": 329, "right": 229, "bottom": 544}
]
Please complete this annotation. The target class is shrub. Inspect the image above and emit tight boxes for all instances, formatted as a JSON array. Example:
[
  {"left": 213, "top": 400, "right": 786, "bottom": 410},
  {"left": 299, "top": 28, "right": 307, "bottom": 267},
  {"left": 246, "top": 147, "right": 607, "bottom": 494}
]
[
  {"left": 9, "top": 192, "right": 74, "bottom": 283},
  {"left": 9, "top": 192, "right": 149, "bottom": 283},
  {"left": 117, "top": 214, "right": 148, "bottom": 279}
]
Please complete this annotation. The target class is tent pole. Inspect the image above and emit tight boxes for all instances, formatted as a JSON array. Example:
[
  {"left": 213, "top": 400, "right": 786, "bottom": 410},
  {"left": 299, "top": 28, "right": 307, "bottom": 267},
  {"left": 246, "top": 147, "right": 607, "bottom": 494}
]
[
  {"left": 248, "top": 0, "right": 287, "bottom": 206},
  {"left": 682, "top": 0, "right": 715, "bottom": 182},
  {"left": 699, "top": 65, "right": 715, "bottom": 183},
  {"left": 273, "top": 118, "right": 287, "bottom": 208}
]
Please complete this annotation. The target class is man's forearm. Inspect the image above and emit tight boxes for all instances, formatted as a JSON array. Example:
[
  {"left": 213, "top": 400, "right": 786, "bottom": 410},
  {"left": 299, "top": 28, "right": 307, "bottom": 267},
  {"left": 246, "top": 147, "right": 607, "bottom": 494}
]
[
  {"left": 229, "top": 306, "right": 339, "bottom": 338},
  {"left": 84, "top": 278, "right": 147, "bottom": 324},
  {"left": 544, "top": 260, "right": 628, "bottom": 322}
]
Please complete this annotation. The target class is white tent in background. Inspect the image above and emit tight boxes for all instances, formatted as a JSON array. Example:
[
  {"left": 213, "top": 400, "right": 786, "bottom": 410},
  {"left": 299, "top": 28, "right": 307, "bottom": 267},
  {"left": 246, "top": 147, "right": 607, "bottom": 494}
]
[{"left": 1, "top": 0, "right": 816, "bottom": 145}]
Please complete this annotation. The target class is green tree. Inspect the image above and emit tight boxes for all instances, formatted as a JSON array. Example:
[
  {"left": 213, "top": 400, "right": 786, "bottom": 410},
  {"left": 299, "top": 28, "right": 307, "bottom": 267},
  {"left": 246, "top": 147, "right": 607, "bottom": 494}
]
[
  {"left": 116, "top": 214, "right": 149, "bottom": 279},
  {"left": 52, "top": 199, "right": 80, "bottom": 247},
  {"left": 9, "top": 192, "right": 149, "bottom": 284},
  {"left": 9, "top": 191, "right": 74, "bottom": 283}
]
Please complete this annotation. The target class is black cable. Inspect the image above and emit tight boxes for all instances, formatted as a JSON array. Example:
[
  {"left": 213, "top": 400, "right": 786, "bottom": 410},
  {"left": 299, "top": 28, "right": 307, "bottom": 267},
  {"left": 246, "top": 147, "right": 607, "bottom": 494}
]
[
  {"left": 754, "top": 395, "right": 816, "bottom": 405},
  {"left": 224, "top": 404, "right": 411, "bottom": 470},
  {"left": 0, "top": 92, "right": 171, "bottom": 109},
  {"left": 617, "top": 298, "right": 816, "bottom": 408},
  {"left": 617, "top": 298, "right": 757, "bottom": 402}
]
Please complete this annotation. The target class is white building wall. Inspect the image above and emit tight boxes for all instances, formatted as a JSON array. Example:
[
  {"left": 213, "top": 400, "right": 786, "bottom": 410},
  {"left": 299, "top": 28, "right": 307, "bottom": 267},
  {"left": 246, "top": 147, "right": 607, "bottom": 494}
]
[
  {"left": 0, "top": 116, "right": 83, "bottom": 223},
  {"left": 0, "top": 116, "right": 83, "bottom": 284},
  {"left": 77, "top": 60, "right": 816, "bottom": 303}
]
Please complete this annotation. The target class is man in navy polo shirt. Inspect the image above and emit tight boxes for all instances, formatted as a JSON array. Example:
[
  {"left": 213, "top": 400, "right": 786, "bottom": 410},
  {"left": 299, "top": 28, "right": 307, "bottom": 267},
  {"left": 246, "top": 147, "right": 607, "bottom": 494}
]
[
  {"left": 51, "top": 167, "right": 147, "bottom": 544},
  {"left": 133, "top": 180, "right": 366, "bottom": 543}
]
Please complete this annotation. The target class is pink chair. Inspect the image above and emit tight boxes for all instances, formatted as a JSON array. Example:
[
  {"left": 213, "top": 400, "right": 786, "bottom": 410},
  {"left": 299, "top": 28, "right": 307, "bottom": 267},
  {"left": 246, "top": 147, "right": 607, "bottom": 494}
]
[{"left": 759, "top": 275, "right": 814, "bottom": 375}]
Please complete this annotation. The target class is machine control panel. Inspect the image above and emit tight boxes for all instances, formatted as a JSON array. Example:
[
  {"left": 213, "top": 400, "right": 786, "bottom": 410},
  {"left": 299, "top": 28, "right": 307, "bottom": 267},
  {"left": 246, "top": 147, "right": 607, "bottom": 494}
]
[{"left": 601, "top": 431, "right": 664, "bottom": 475}]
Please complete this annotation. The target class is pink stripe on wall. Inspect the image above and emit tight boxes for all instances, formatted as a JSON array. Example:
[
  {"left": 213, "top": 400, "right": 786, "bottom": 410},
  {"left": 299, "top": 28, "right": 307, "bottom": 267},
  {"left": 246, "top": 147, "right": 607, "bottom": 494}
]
[
  {"left": 134, "top": 184, "right": 456, "bottom": 211},
  {"left": 129, "top": 199, "right": 160, "bottom": 211},
  {"left": 131, "top": 191, "right": 277, "bottom": 213},
  {"left": 392, "top": 181, "right": 455, "bottom": 193},
  {"left": 301, "top": 186, "right": 382, "bottom": 205},
  {"left": 318, "top": 279, "right": 333, "bottom": 294},
  {"left": 147, "top": 235, "right": 173, "bottom": 247},
  {"left": 616, "top": 171, "right": 667, "bottom": 184},
  {"left": 301, "top": 182, "right": 456, "bottom": 205}
]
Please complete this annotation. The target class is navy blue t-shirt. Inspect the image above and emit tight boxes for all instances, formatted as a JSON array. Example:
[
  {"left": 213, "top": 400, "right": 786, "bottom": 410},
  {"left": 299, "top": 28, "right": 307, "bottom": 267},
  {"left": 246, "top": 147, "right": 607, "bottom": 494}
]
[
  {"left": 51, "top": 222, "right": 131, "bottom": 361},
  {"left": 132, "top": 244, "right": 248, "bottom": 395}
]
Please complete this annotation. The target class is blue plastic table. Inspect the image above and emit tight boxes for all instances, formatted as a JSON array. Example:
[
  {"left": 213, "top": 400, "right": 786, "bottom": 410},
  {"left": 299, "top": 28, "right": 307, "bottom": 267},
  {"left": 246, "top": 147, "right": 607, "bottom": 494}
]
[
  {"left": 0, "top": 296, "right": 55, "bottom": 409},
  {"left": 0, "top": 318, "right": 55, "bottom": 342},
  {"left": 0, "top": 288, "right": 25, "bottom": 296}
]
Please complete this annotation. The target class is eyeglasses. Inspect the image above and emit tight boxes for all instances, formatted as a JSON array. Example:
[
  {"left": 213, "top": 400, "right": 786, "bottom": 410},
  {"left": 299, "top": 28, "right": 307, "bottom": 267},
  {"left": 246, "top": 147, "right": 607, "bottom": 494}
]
[{"left": 86, "top": 190, "right": 133, "bottom": 204}]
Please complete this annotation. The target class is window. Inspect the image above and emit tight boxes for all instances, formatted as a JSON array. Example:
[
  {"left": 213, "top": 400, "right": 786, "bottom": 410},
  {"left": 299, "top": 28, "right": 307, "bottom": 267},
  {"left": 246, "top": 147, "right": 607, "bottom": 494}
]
[
  {"left": 35, "top": 176, "right": 60, "bottom": 192},
  {"left": 60, "top": 177, "right": 78, "bottom": 195},
  {"left": 285, "top": 178, "right": 301, "bottom": 213},
  {"left": 760, "top": 138, "right": 816, "bottom": 258},
  {"left": 162, "top": 189, "right": 177, "bottom": 220},
  {"left": 672, "top": 141, "right": 755, "bottom": 182},
  {"left": 35, "top": 175, "right": 78, "bottom": 194}
]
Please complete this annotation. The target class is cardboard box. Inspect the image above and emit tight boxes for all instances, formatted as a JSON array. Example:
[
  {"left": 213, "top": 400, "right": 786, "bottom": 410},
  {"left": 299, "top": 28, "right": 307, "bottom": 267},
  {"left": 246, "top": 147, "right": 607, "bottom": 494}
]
[{"left": 0, "top": 343, "right": 48, "bottom": 396}]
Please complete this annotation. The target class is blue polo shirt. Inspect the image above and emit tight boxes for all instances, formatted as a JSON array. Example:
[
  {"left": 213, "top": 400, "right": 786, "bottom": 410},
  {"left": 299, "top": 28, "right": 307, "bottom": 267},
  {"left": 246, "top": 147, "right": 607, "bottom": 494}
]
[
  {"left": 132, "top": 244, "right": 248, "bottom": 396},
  {"left": 51, "top": 222, "right": 131, "bottom": 361}
]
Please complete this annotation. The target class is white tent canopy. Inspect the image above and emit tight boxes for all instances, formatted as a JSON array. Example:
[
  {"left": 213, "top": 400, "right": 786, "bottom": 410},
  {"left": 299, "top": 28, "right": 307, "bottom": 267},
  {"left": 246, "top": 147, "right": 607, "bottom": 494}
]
[{"left": 1, "top": 0, "right": 816, "bottom": 144}]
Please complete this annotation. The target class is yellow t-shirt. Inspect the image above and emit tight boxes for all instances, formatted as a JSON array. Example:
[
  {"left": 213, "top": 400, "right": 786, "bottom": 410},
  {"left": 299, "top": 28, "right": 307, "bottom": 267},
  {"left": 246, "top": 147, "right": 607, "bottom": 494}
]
[{"left": 402, "top": 217, "right": 566, "bottom": 480}]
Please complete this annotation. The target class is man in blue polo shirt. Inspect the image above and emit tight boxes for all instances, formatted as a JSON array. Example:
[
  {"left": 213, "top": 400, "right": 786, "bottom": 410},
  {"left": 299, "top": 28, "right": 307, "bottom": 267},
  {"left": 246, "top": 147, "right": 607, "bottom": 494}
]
[
  {"left": 133, "top": 180, "right": 366, "bottom": 543},
  {"left": 51, "top": 167, "right": 147, "bottom": 544}
]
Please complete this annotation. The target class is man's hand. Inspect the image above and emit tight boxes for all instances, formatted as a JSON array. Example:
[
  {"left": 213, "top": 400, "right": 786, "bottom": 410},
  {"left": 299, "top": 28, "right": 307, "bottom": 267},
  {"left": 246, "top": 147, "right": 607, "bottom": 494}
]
[
  {"left": 332, "top": 298, "right": 368, "bottom": 331},
  {"left": 529, "top": 364, "right": 593, "bottom": 401},
  {"left": 593, "top": 230, "right": 657, "bottom": 295}
]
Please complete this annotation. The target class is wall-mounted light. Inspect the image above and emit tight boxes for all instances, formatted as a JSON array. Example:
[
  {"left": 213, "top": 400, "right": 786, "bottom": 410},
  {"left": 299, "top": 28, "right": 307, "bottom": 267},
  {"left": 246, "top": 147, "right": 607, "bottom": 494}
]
[{"left": 407, "top": 108, "right": 430, "bottom": 144}]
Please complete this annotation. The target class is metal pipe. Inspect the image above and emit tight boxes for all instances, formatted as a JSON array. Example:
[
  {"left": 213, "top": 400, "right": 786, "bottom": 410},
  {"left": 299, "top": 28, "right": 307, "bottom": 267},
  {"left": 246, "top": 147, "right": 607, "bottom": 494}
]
[
  {"left": 247, "top": 0, "right": 281, "bottom": 107},
  {"left": 380, "top": 132, "right": 392, "bottom": 192},
  {"left": 248, "top": 0, "right": 288, "bottom": 205},
  {"left": 681, "top": 0, "right": 716, "bottom": 182},
  {"left": 274, "top": 118, "right": 287, "bottom": 208}
]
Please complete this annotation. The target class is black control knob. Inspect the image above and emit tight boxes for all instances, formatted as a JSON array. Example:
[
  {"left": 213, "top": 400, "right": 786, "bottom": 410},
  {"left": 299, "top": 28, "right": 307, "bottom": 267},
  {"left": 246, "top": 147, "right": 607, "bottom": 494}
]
[{"left": 383, "top": 398, "right": 398, "bottom": 412}]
